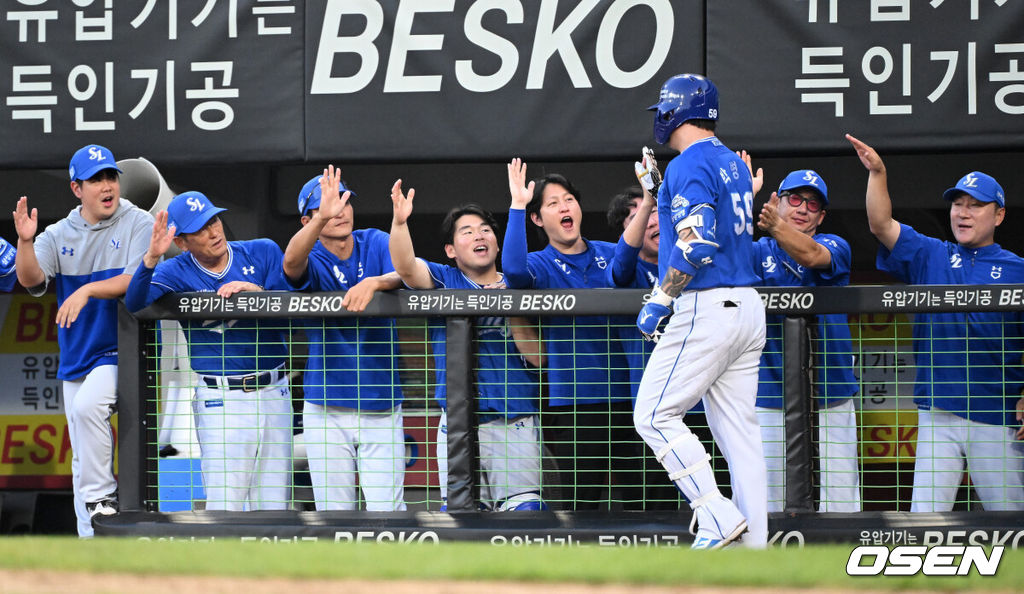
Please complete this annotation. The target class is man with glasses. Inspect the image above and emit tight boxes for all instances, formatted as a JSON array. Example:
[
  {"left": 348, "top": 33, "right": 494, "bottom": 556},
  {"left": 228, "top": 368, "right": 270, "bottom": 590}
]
[{"left": 750, "top": 166, "right": 860, "bottom": 513}]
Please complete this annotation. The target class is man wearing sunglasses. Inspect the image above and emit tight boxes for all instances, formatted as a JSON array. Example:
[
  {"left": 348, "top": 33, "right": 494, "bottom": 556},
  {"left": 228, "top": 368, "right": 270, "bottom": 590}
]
[
  {"left": 849, "top": 134, "right": 1024, "bottom": 512},
  {"left": 749, "top": 166, "right": 861, "bottom": 514}
]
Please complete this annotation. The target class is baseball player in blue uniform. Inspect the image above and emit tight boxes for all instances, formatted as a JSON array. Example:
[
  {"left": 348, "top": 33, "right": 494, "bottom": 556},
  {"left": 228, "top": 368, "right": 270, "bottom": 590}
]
[
  {"left": 126, "top": 191, "right": 292, "bottom": 511},
  {"left": 502, "top": 161, "right": 644, "bottom": 510},
  {"left": 282, "top": 167, "right": 406, "bottom": 511},
  {"left": 389, "top": 183, "right": 546, "bottom": 511},
  {"left": 634, "top": 74, "right": 767, "bottom": 548},
  {"left": 14, "top": 144, "right": 153, "bottom": 537},
  {"left": 750, "top": 166, "right": 861, "bottom": 513},
  {"left": 849, "top": 134, "right": 1024, "bottom": 511}
]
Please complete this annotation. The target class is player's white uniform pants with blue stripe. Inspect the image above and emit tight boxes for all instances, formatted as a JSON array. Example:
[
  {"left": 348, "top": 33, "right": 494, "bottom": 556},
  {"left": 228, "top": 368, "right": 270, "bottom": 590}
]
[
  {"left": 912, "top": 407, "right": 1024, "bottom": 511},
  {"left": 634, "top": 287, "right": 767, "bottom": 547},
  {"left": 193, "top": 373, "right": 292, "bottom": 511},
  {"left": 437, "top": 411, "right": 543, "bottom": 508},
  {"left": 63, "top": 364, "right": 118, "bottom": 538},
  {"left": 757, "top": 399, "right": 861, "bottom": 513},
  {"left": 302, "top": 402, "right": 406, "bottom": 511}
]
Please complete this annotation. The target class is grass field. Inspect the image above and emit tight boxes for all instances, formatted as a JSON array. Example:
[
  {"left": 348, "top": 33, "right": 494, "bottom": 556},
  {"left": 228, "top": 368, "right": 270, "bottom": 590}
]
[{"left": 0, "top": 537, "right": 1019, "bottom": 591}]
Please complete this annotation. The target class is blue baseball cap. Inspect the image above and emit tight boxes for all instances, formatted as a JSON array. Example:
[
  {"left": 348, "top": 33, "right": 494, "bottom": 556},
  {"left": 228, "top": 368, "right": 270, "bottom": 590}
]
[
  {"left": 778, "top": 169, "right": 828, "bottom": 206},
  {"left": 166, "top": 191, "right": 227, "bottom": 236},
  {"left": 297, "top": 174, "right": 356, "bottom": 217},
  {"left": 69, "top": 144, "right": 122, "bottom": 181},
  {"left": 943, "top": 171, "right": 1004, "bottom": 208}
]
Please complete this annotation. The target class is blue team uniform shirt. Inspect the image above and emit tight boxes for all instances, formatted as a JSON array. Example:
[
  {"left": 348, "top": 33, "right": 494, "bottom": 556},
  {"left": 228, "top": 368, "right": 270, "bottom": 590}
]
[
  {"left": 32, "top": 200, "right": 153, "bottom": 380},
  {"left": 422, "top": 261, "right": 539, "bottom": 419},
  {"left": 608, "top": 237, "right": 661, "bottom": 401},
  {"left": 502, "top": 209, "right": 630, "bottom": 406},
  {"left": 0, "top": 238, "right": 17, "bottom": 293},
  {"left": 126, "top": 239, "right": 289, "bottom": 375},
  {"left": 657, "top": 137, "right": 759, "bottom": 290},
  {"left": 287, "top": 230, "right": 403, "bottom": 410},
  {"left": 753, "top": 234, "right": 859, "bottom": 409},
  {"left": 878, "top": 223, "right": 1024, "bottom": 426}
]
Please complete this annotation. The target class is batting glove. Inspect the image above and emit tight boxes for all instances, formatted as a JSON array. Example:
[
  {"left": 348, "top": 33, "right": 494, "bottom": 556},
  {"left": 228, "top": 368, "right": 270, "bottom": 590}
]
[
  {"left": 634, "top": 146, "right": 663, "bottom": 195},
  {"left": 637, "top": 286, "right": 673, "bottom": 342}
]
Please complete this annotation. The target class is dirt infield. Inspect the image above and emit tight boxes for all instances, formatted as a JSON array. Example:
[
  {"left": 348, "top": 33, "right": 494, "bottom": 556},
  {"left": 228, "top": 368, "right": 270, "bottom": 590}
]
[{"left": 0, "top": 570, "right": 957, "bottom": 594}]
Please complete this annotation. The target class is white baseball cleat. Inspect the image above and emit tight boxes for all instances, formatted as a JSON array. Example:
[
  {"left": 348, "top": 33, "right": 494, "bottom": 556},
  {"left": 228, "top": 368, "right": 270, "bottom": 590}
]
[
  {"left": 86, "top": 497, "right": 119, "bottom": 519},
  {"left": 688, "top": 494, "right": 747, "bottom": 550}
]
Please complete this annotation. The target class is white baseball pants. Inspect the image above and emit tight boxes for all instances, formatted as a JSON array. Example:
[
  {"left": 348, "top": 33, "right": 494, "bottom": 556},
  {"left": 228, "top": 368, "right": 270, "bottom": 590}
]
[
  {"left": 911, "top": 407, "right": 1024, "bottom": 511},
  {"left": 63, "top": 364, "right": 118, "bottom": 538},
  {"left": 302, "top": 401, "right": 406, "bottom": 511},
  {"left": 634, "top": 287, "right": 767, "bottom": 547},
  {"left": 757, "top": 399, "right": 861, "bottom": 513},
  {"left": 192, "top": 375, "right": 292, "bottom": 511},
  {"left": 436, "top": 411, "right": 543, "bottom": 507}
]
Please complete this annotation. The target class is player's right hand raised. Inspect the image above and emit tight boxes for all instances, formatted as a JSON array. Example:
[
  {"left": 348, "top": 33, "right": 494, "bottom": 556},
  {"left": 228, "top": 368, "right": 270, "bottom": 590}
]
[
  {"left": 846, "top": 134, "right": 886, "bottom": 174},
  {"left": 144, "top": 210, "right": 176, "bottom": 267},
  {"left": 317, "top": 165, "right": 350, "bottom": 221},
  {"left": 390, "top": 179, "right": 415, "bottom": 226},
  {"left": 13, "top": 196, "right": 37, "bottom": 242},
  {"left": 507, "top": 158, "right": 534, "bottom": 210}
]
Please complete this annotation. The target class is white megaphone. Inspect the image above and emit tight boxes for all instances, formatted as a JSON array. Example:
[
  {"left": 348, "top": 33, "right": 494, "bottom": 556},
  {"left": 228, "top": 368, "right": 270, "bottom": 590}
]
[{"left": 116, "top": 156, "right": 181, "bottom": 256}]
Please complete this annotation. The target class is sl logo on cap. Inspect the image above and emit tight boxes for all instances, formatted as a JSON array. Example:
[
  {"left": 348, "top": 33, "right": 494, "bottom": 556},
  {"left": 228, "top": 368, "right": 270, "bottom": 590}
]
[
  {"left": 803, "top": 171, "right": 820, "bottom": 187},
  {"left": 88, "top": 146, "right": 106, "bottom": 161},
  {"left": 186, "top": 196, "right": 205, "bottom": 212},
  {"left": 962, "top": 173, "right": 978, "bottom": 188}
]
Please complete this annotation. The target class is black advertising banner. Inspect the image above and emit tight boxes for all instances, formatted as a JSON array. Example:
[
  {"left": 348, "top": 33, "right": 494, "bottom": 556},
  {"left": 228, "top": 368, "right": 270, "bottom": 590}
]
[
  {"left": 303, "top": 0, "right": 704, "bottom": 162},
  {"left": 708, "top": 1, "right": 1024, "bottom": 154},
  {"left": 0, "top": 1, "right": 305, "bottom": 167}
]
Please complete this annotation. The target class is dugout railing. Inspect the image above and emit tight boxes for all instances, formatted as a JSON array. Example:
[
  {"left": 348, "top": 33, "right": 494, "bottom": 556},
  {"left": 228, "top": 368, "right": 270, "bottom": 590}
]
[{"left": 100, "top": 285, "right": 1024, "bottom": 547}]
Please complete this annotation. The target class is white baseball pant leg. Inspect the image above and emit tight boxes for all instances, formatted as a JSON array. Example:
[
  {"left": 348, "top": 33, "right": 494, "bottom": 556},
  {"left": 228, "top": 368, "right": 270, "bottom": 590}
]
[
  {"left": 755, "top": 407, "right": 786, "bottom": 513},
  {"left": 963, "top": 414, "right": 1024, "bottom": 510},
  {"left": 63, "top": 364, "right": 118, "bottom": 538},
  {"left": 634, "top": 287, "right": 767, "bottom": 547},
  {"left": 478, "top": 414, "right": 543, "bottom": 505},
  {"left": 818, "top": 399, "right": 861, "bottom": 512},
  {"left": 193, "top": 376, "right": 292, "bottom": 510},
  {"left": 303, "top": 401, "right": 406, "bottom": 511},
  {"left": 251, "top": 380, "right": 292, "bottom": 510}
]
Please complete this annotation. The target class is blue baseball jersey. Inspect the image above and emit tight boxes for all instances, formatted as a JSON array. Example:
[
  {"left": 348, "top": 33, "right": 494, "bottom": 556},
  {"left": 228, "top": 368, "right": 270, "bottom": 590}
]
[
  {"left": 31, "top": 199, "right": 153, "bottom": 380},
  {"left": 0, "top": 238, "right": 17, "bottom": 292},
  {"left": 608, "top": 237, "right": 659, "bottom": 400},
  {"left": 422, "top": 261, "right": 539, "bottom": 418},
  {"left": 753, "top": 234, "right": 859, "bottom": 408},
  {"left": 126, "top": 239, "right": 289, "bottom": 375},
  {"left": 288, "top": 230, "right": 403, "bottom": 410},
  {"left": 878, "top": 223, "right": 1024, "bottom": 426},
  {"left": 657, "top": 137, "right": 759, "bottom": 290},
  {"left": 502, "top": 209, "right": 630, "bottom": 406}
]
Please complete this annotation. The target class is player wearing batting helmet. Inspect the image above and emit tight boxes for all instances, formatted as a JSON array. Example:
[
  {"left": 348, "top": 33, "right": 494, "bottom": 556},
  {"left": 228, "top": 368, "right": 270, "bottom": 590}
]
[
  {"left": 849, "top": 134, "right": 1024, "bottom": 512},
  {"left": 14, "top": 144, "right": 154, "bottom": 537},
  {"left": 633, "top": 74, "right": 767, "bottom": 549},
  {"left": 282, "top": 167, "right": 407, "bottom": 512},
  {"left": 748, "top": 164, "right": 861, "bottom": 513},
  {"left": 126, "top": 191, "right": 293, "bottom": 511}
]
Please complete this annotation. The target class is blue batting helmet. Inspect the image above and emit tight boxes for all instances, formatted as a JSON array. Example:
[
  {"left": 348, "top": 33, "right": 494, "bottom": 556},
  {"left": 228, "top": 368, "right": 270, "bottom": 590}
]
[{"left": 648, "top": 74, "right": 719, "bottom": 145}]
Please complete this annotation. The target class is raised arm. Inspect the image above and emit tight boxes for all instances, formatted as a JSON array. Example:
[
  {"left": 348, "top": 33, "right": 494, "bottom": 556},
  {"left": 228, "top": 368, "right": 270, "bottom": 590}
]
[
  {"left": 847, "top": 134, "right": 900, "bottom": 251},
  {"left": 13, "top": 196, "right": 45, "bottom": 290},
  {"left": 388, "top": 179, "right": 434, "bottom": 289},
  {"left": 757, "top": 192, "right": 832, "bottom": 270},
  {"left": 610, "top": 191, "right": 655, "bottom": 287},
  {"left": 500, "top": 158, "right": 535, "bottom": 289},
  {"left": 282, "top": 165, "right": 351, "bottom": 282},
  {"left": 126, "top": 210, "right": 177, "bottom": 312}
]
